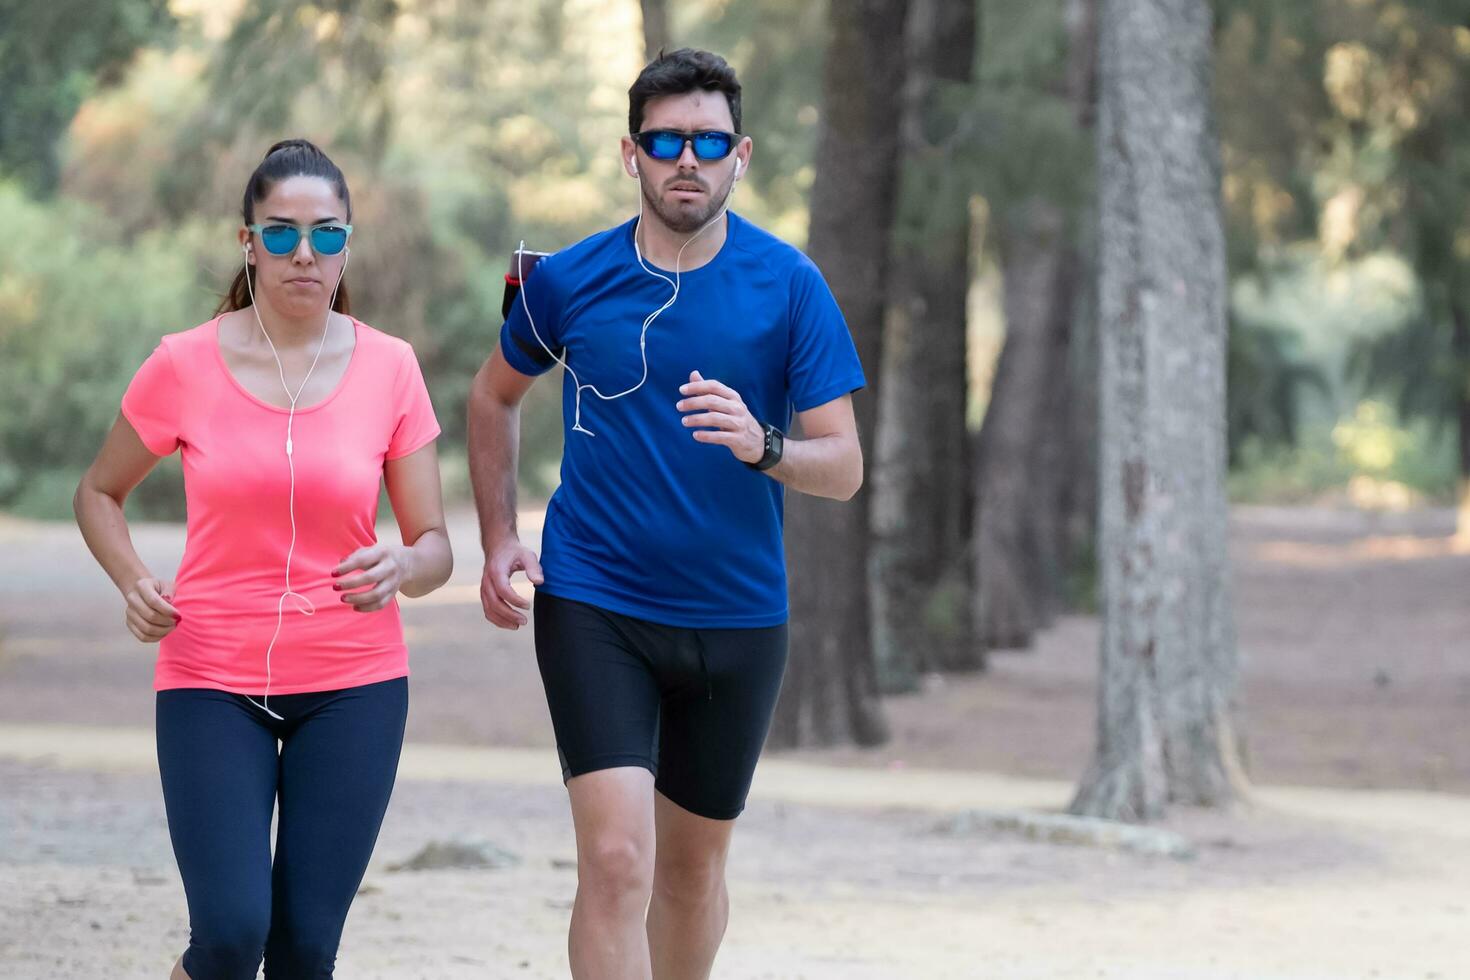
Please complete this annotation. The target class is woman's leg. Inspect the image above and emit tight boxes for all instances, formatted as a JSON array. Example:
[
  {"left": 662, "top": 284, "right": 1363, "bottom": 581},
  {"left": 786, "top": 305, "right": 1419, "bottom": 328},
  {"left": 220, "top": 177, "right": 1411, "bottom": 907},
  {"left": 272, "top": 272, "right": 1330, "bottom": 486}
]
[
  {"left": 156, "top": 689, "right": 279, "bottom": 980},
  {"left": 263, "top": 677, "right": 407, "bottom": 979}
]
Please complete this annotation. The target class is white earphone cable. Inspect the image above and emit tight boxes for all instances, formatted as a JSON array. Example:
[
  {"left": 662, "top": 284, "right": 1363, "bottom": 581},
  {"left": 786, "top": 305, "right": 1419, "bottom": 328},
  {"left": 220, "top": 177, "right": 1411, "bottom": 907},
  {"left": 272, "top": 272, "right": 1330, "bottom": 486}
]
[
  {"left": 239, "top": 241, "right": 351, "bottom": 720},
  {"left": 518, "top": 169, "right": 736, "bottom": 436}
]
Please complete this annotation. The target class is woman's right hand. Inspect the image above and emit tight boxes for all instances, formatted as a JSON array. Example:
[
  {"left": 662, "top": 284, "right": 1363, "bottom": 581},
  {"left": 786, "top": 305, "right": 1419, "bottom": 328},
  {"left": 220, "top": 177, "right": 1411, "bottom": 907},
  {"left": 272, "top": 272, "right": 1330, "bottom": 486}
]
[{"left": 124, "top": 577, "right": 181, "bottom": 643}]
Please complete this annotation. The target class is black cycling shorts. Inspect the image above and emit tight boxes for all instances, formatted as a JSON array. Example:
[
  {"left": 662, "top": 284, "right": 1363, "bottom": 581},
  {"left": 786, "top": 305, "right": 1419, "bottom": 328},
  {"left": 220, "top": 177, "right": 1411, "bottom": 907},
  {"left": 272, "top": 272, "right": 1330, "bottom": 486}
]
[{"left": 532, "top": 591, "right": 789, "bottom": 820}]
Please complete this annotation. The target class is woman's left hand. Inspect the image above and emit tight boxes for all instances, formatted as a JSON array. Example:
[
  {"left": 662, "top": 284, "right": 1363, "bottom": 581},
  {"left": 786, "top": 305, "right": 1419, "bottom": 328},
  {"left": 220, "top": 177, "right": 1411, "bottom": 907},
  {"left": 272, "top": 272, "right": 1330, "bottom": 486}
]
[{"left": 332, "top": 543, "right": 413, "bottom": 613}]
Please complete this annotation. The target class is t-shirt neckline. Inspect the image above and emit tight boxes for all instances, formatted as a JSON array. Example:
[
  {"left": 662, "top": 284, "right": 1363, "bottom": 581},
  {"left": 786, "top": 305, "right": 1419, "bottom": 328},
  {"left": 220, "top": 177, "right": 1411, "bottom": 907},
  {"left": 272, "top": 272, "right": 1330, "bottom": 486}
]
[
  {"left": 211, "top": 312, "right": 362, "bottom": 415},
  {"left": 625, "top": 210, "right": 739, "bottom": 277}
]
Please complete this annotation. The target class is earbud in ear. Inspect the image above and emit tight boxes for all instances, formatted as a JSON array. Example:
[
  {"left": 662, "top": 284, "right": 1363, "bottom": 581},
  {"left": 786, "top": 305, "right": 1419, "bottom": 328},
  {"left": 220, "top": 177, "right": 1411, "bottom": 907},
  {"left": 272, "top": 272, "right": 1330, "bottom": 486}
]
[
  {"left": 735, "top": 158, "right": 744, "bottom": 177},
  {"left": 630, "top": 159, "right": 639, "bottom": 177}
]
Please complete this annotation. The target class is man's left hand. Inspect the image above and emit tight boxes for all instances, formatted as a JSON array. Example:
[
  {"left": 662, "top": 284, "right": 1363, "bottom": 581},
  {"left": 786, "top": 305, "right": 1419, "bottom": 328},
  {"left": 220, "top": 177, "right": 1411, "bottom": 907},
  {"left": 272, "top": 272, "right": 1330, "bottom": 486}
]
[{"left": 677, "top": 370, "right": 764, "bottom": 465}]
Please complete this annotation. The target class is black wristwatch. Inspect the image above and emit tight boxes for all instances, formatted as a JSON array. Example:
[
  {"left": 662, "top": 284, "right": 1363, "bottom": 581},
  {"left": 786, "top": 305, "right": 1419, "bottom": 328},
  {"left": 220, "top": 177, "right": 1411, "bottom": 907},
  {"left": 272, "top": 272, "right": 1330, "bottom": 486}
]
[{"left": 750, "top": 423, "right": 785, "bottom": 472}]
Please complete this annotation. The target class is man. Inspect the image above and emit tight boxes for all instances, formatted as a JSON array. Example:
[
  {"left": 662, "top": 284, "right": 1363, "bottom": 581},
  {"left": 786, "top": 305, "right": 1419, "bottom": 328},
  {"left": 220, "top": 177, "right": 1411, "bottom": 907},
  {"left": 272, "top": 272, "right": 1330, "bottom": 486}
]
[{"left": 467, "top": 48, "right": 864, "bottom": 980}]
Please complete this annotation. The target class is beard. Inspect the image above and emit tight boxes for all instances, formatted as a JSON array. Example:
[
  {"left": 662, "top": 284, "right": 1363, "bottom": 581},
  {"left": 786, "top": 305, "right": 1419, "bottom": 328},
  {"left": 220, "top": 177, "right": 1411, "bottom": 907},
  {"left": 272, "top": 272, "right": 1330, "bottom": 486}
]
[{"left": 639, "top": 168, "right": 737, "bottom": 234}]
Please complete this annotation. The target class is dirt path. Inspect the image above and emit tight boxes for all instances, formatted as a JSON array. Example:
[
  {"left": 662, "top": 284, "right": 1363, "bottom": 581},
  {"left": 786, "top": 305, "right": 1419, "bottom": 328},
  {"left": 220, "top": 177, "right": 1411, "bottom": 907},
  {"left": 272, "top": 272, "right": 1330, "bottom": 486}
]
[
  {"left": 4, "top": 505, "right": 1465, "bottom": 793},
  {"left": 795, "top": 505, "right": 1470, "bottom": 796},
  {"left": 4, "top": 725, "right": 1468, "bottom": 978},
  {"left": 3, "top": 505, "right": 1469, "bottom": 977}
]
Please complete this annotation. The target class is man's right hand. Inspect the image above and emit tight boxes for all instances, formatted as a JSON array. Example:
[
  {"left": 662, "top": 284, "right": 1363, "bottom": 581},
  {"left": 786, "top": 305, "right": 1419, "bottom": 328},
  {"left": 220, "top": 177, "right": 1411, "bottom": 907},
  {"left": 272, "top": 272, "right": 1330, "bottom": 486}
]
[{"left": 480, "top": 537, "right": 544, "bottom": 629}]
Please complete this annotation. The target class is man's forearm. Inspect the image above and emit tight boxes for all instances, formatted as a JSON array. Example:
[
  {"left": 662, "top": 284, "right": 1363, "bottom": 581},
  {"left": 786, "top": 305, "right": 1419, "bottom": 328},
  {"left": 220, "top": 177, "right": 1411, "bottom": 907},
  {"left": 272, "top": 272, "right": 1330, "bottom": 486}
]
[
  {"left": 764, "top": 432, "right": 863, "bottom": 501},
  {"left": 467, "top": 372, "right": 522, "bottom": 551}
]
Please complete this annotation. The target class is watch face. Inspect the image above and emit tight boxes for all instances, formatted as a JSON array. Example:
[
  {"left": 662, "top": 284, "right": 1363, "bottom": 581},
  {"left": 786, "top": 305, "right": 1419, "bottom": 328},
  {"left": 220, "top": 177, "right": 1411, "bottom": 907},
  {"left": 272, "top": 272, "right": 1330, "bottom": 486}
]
[{"left": 753, "top": 424, "right": 785, "bottom": 470}]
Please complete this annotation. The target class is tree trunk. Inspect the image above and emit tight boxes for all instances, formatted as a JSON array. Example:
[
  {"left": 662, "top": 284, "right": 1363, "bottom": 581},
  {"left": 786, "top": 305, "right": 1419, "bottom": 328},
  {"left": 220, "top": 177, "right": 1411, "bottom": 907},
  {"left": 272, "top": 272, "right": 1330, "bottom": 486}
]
[
  {"left": 1070, "top": 0, "right": 1246, "bottom": 821},
  {"left": 871, "top": 0, "right": 978, "bottom": 689},
  {"left": 1036, "top": 0, "right": 1101, "bottom": 615},
  {"left": 640, "top": 0, "right": 672, "bottom": 62},
  {"left": 971, "top": 0, "right": 1097, "bottom": 650},
  {"left": 973, "top": 201, "right": 1069, "bottom": 649},
  {"left": 1452, "top": 300, "right": 1470, "bottom": 542},
  {"left": 1046, "top": 236, "right": 1101, "bottom": 609},
  {"left": 771, "top": 0, "right": 909, "bottom": 749}
]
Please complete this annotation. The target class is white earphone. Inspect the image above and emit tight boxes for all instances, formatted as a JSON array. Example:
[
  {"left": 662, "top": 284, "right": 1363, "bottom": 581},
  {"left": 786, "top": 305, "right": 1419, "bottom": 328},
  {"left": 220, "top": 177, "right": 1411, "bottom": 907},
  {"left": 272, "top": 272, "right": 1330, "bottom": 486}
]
[
  {"left": 519, "top": 155, "right": 738, "bottom": 436},
  {"left": 238, "top": 232, "right": 351, "bottom": 720}
]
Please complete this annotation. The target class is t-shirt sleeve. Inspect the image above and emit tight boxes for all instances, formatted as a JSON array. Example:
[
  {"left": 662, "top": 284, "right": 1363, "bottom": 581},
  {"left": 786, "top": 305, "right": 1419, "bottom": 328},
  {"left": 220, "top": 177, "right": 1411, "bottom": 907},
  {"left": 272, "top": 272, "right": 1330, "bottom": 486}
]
[
  {"left": 386, "top": 345, "right": 442, "bottom": 460},
  {"left": 120, "top": 343, "right": 183, "bottom": 456},
  {"left": 498, "top": 254, "right": 566, "bottom": 378},
  {"left": 786, "top": 256, "right": 867, "bottom": 412}
]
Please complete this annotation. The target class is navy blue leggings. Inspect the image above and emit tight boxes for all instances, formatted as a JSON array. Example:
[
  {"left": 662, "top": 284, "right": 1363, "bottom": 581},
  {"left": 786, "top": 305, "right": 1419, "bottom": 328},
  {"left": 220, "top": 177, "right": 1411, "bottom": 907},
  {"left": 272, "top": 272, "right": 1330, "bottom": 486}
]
[{"left": 155, "top": 678, "right": 407, "bottom": 980}]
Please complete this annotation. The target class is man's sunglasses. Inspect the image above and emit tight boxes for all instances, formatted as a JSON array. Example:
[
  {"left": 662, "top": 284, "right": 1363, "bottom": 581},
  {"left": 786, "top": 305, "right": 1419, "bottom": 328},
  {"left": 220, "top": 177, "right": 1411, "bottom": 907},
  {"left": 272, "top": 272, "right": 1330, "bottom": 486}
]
[
  {"left": 247, "top": 222, "right": 354, "bottom": 256},
  {"left": 631, "top": 129, "right": 737, "bottom": 162}
]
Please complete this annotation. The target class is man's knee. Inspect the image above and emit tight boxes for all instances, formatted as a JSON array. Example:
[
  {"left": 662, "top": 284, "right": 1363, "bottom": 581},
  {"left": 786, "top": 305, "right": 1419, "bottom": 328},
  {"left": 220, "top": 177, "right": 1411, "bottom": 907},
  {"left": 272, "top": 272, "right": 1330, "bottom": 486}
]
[
  {"left": 580, "top": 833, "right": 655, "bottom": 902},
  {"left": 654, "top": 848, "right": 727, "bottom": 905}
]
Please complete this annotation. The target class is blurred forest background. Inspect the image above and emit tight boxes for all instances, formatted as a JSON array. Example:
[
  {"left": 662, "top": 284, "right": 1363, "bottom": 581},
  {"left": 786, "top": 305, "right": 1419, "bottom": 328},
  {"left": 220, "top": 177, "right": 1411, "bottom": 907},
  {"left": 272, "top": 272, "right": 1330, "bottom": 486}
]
[
  {"left": 7, "top": 0, "right": 1466, "bottom": 518},
  {"left": 3, "top": 0, "right": 1468, "bottom": 813}
]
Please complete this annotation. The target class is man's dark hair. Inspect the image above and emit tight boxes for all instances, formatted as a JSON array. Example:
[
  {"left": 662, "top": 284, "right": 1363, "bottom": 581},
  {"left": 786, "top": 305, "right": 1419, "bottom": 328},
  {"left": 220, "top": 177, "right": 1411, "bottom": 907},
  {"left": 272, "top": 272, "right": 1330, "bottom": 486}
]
[{"left": 628, "top": 48, "right": 742, "bottom": 134}]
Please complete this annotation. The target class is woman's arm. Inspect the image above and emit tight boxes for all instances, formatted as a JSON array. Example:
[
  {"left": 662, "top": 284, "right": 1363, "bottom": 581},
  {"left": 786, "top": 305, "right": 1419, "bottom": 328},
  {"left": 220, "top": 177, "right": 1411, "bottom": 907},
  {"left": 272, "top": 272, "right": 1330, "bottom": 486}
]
[
  {"left": 333, "top": 442, "right": 453, "bottom": 609},
  {"left": 73, "top": 415, "right": 181, "bottom": 642}
]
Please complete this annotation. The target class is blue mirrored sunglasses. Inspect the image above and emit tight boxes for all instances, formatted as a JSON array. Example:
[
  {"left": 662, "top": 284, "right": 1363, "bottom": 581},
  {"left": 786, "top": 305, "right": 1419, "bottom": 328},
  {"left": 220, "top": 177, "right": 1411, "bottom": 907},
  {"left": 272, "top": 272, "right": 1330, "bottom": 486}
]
[
  {"left": 631, "top": 129, "right": 736, "bottom": 162},
  {"left": 247, "top": 222, "right": 353, "bottom": 256}
]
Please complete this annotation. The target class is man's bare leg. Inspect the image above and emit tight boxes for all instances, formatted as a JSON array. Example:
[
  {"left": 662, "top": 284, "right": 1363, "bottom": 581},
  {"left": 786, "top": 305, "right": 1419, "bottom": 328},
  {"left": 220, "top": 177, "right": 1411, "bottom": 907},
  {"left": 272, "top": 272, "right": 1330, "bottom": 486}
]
[
  {"left": 567, "top": 767, "right": 658, "bottom": 980},
  {"left": 646, "top": 791, "right": 735, "bottom": 980}
]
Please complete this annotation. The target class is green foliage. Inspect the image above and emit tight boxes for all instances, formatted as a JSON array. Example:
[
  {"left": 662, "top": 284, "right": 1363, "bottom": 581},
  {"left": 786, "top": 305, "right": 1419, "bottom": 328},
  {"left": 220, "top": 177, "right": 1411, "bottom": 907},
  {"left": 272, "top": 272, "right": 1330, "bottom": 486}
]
[
  {"left": 677, "top": 0, "right": 827, "bottom": 241},
  {"left": 4, "top": 0, "right": 835, "bottom": 518},
  {"left": 1363, "top": 12, "right": 1470, "bottom": 451},
  {"left": 0, "top": 182, "right": 215, "bottom": 516},
  {"left": 962, "top": 0, "right": 1095, "bottom": 239},
  {"left": 1346, "top": 306, "right": 1466, "bottom": 444},
  {"left": 1215, "top": 3, "right": 1330, "bottom": 275},
  {"left": 1227, "top": 310, "right": 1330, "bottom": 462},
  {"left": 9, "top": 0, "right": 1470, "bottom": 524},
  {"left": 0, "top": 0, "right": 174, "bottom": 193},
  {"left": 1227, "top": 431, "right": 1356, "bottom": 504},
  {"left": 1215, "top": 0, "right": 1470, "bottom": 492},
  {"left": 1228, "top": 405, "right": 1459, "bottom": 505}
]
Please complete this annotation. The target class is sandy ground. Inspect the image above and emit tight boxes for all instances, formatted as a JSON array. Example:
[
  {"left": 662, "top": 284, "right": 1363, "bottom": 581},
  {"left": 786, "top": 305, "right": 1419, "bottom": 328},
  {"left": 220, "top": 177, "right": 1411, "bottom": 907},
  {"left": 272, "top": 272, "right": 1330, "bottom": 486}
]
[{"left": 1, "top": 504, "right": 1468, "bottom": 978}]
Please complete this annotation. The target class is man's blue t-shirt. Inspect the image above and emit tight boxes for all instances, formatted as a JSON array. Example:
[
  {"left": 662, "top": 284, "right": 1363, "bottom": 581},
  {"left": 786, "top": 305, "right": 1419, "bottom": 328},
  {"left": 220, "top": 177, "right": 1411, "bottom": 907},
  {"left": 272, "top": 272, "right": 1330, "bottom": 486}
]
[{"left": 499, "top": 211, "right": 865, "bottom": 628}]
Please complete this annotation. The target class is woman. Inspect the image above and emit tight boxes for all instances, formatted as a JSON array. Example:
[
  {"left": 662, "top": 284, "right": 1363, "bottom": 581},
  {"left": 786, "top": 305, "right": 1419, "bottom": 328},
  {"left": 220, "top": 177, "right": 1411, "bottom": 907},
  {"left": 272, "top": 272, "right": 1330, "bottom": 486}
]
[{"left": 73, "top": 138, "right": 452, "bottom": 979}]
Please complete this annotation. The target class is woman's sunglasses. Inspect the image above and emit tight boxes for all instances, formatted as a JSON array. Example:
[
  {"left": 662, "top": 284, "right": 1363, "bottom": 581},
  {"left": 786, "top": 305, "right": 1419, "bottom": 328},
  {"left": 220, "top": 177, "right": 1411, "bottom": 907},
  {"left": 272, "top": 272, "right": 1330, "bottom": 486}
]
[
  {"left": 631, "top": 129, "right": 737, "bottom": 162},
  {"left": 247, "top": 222, "right": 354, "bottom": 256}
]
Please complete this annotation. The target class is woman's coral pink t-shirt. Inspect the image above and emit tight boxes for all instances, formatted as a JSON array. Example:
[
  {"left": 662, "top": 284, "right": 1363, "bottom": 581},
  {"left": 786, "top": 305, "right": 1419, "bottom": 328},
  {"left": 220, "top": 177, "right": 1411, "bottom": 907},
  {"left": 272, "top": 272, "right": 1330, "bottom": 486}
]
[{"left": 120, "top": 315, "right": 441, "bottom": 694}]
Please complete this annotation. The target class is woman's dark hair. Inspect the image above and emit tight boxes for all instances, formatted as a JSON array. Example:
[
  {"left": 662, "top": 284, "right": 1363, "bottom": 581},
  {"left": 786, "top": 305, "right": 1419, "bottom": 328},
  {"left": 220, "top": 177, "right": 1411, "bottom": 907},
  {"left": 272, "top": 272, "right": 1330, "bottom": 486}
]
[
  {"left": 217, "top": 138, "right": 353, "bottom": 315},
  {"left": 628, "top": 48, "right": 742, "bottom": 135}
]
